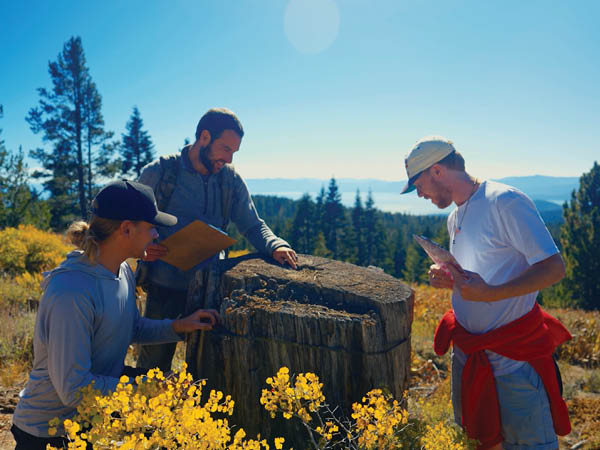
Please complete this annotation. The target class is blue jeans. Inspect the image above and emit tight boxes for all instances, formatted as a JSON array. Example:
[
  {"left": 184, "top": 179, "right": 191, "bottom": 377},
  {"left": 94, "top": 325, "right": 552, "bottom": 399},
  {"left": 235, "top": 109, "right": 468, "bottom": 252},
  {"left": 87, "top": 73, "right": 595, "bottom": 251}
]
[
  {"left": 451, "top": 354, "right": 558, "bottom": 450},
  {"left": 11, "top": 424, "right": 69, "bottom": 450}
]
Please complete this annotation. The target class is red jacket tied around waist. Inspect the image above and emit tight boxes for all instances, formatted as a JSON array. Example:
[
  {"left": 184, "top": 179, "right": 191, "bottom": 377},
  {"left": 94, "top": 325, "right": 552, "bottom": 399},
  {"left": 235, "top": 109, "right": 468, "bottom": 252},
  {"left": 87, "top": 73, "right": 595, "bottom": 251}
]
[{"left": 433, "top": 303, "right": 571, "bottom": 450}]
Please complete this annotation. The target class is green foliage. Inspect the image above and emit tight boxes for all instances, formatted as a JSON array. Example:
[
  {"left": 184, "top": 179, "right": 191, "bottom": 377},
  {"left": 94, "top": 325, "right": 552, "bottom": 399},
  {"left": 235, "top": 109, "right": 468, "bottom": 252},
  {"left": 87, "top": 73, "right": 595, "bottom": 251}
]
[
  {"left": 237, "top": 178, "right": 448, "bottom": 283},
  {"left": 558, "top": 161, "right": 600, "bottom": 310},
  {"left": 227, "top": 179, "right": 448, "bottom": 281},
  {"left": 323, "top": 178, "right": 346, "bottom": 259},
  {"left": 312, "top": 231, "right": 331, "bottom": 258},
  {"left": 27, "top": 36, "right": 117, "bottom": 224},
  {"left": 352, "top": 189, "right": 366, "bottom": 264},
  {"left": 402, "top": 243, "right": 429, "bottom": 283},
  {"left": 226, "top": 177, "right": 449, "bottom": 282},
  {"left": 120, "top": 106, "right": 155, "bottom": 177},
  {"left": 0, "top": 105, "right": 51, "bottom": 229},
  {"left": 289, "top": 193, "right": 316, "bottom": 254},
  {"left": 362, "top": 190, "right": 388, "bottom": 268}
]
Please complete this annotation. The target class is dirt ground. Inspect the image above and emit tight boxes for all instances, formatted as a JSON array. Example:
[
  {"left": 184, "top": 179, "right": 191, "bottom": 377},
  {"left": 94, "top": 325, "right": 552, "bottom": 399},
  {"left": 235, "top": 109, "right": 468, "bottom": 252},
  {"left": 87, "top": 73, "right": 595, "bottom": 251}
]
[{"left": 0, "top": 385, "right": 20, "bottom": 450}]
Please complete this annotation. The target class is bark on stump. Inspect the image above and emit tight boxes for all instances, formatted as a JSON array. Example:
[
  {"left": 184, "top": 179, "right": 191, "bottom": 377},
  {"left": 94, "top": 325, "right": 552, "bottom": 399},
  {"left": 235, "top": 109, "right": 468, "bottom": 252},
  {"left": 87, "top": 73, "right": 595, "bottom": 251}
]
[{"left": 185, "top": 255, "right": 414, "bottom": 448}]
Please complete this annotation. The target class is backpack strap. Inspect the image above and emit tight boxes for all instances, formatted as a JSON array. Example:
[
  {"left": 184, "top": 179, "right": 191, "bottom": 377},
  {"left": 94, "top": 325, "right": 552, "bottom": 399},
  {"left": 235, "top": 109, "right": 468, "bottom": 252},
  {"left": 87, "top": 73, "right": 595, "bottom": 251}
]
[
  {"left": 135, "top": 153, "right": 179, "bottom": 290},
  {"left": 156, "top": 154, "right": 180, "bottom": 211},
  {"left": 218, "top": 164, "right": 236, "bottom": 230}
]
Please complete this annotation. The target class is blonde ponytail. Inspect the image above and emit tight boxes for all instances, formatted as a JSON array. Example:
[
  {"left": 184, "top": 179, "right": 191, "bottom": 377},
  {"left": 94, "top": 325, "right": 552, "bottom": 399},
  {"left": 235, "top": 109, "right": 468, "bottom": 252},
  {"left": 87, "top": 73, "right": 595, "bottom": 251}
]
[{"left": 66, "top": 216, "right": 122, "bottom": 263}]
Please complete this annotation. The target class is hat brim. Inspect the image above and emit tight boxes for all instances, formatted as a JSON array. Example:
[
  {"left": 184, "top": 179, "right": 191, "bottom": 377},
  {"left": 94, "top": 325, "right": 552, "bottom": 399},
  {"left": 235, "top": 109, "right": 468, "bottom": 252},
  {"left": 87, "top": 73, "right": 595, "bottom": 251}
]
[
  {"left": 401, "top": 171, "right": 423, "bottom": 194},
  {"left": 150, "top": 211, "right": 178, "bottom": 227},
  {"left": 400, "top": 183, "right": 416, "bottom": 194}
]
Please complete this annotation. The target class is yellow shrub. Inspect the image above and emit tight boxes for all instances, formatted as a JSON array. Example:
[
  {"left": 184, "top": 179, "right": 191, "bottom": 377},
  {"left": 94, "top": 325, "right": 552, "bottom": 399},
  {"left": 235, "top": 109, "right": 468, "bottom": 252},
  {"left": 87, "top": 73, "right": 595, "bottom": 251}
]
[
  {"left": 48, "top": 364, "right": 281, "bottom": 450},
  {"left": 0, "top": 224, "right": 72, "bottom": 275},
  {"left": 421, "top": 422, "right": 468, "bottom": 450},
  {"left": 261, "top": 367, "right": 409, "bottom": 449},
  {"left": 14, "top": 272, "right": 44, "bottom": 299}
]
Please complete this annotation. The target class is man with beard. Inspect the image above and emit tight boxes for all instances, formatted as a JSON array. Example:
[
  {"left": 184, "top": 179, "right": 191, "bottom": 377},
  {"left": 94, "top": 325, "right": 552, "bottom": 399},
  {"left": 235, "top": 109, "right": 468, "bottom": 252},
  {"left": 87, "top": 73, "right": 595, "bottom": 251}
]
[
  {"left": 402, "top": 136, "right": 570, "bottom": 450},
  {"left": 136, "top": 107, "right": 297, "bottom": 372}
]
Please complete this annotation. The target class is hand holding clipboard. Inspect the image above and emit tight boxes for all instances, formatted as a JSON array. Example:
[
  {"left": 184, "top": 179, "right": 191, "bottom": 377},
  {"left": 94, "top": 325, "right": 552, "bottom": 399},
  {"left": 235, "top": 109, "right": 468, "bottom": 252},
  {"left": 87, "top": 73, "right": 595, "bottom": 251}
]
[
  {"left": 158, "top": 220, "right": 236, "bottom": 271},
  {"left": 413, "top": 234, "right": 468, "bottom": 279}
]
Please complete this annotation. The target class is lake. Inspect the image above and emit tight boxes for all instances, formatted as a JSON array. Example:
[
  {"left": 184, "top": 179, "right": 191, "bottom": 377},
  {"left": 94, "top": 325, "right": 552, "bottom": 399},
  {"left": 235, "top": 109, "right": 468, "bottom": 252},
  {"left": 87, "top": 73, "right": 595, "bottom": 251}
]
[{"left": 254, "top": 191, "right": 452, "bottom": 215}]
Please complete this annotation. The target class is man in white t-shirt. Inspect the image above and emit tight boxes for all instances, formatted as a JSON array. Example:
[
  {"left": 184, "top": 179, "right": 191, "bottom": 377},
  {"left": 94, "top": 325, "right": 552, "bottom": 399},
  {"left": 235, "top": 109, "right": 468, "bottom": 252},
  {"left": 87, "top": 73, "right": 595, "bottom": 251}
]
[{"left": 401, "top": 136, "right": 570, "bottom": 450}]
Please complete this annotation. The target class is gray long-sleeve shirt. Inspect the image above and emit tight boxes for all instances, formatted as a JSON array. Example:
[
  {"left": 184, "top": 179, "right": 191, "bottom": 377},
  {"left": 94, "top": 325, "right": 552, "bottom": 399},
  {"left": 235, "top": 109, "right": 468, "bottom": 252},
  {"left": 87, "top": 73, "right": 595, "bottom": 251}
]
[
  {"left": 12, "top": 251, "right": 182, "bottom": 437},
  {"left": 138, "top": 147, "right": 290, "bottom": 290}
]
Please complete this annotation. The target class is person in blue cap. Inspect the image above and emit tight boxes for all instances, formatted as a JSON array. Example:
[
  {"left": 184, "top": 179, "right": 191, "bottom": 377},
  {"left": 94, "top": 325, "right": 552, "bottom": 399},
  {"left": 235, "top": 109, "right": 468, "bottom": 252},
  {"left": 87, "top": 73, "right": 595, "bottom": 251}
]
[{"left": 11, "top": 180, "right": 220, "bottom": 450}]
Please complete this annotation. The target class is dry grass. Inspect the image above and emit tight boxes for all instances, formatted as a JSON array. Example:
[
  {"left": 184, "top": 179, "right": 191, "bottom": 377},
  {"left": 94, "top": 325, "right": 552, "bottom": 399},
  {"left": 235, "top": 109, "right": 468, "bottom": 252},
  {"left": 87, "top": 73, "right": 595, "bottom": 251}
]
[
  {"left": 409, "top": 284, "right": 600, "bottom": 450},
  {"left": 0, "top": 274, "right": 598, "bottom": 448},
  {"left": 0, "top": 300, "right": 35, "bottom": 386}
]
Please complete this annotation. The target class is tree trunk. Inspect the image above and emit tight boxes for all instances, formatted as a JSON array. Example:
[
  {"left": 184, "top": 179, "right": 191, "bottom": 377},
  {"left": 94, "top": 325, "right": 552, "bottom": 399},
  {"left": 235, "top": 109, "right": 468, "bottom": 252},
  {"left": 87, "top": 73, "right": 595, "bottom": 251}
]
[{"left": 186, "top": 254, "right": 414, "bottom": 448}]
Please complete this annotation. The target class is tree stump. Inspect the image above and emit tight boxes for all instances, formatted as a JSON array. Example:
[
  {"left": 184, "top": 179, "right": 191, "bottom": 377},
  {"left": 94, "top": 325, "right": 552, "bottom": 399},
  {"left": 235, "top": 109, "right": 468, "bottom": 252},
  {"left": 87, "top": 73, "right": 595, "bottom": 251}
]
[{"left": 185, "top": 255, "right": 414, "bottom": 448}]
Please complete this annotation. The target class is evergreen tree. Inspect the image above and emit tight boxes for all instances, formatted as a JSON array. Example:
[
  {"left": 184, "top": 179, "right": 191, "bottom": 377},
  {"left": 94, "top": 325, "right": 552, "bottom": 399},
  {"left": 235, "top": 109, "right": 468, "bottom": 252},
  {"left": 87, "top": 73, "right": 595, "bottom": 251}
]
[
  {"left": 402, "top": 243, "right": 428, "bottom": 283},
  {"left": 322, "top": 178, "right": 346, "bottom": 259},
  {"left": 120, "top": 106, "right": 155, "bottom": 177},
  {"left": 82, "top": 78, "right": 117, "bottom": 201},
  {"left": 559, "top": 162, "right": 600, "bottom": 309},
  {"left": 0, "top": 107, "right": 50, "bottom": 228},
  {"left": 314, "top": 186, "right": 326, "bottom": 232},
  {"left": 352, "top": 189, "right": 366, "bottom": 265},
  {"left": 27, "top": 36, "right": 111, "bottom": 222},
  {"left": 313, "top": 231, "right": 331, "bottom": 258},
  {"left": 290, "top": 193, "right": 315, "bottom": 254},
  {"left": 339, "top": 210, "right": 358, "bottom": 263},
  {"left": 363, "top": 190, "right": 387, "bottom": 267},
  {"left": 392, "top": 230, "right": 407, "bottom": 278},
  {"left": 31, "top": 139, "right": 80, "bottom": 229},
  {"left": 434, "top": 221, "right": 450, "bottom": 249}
]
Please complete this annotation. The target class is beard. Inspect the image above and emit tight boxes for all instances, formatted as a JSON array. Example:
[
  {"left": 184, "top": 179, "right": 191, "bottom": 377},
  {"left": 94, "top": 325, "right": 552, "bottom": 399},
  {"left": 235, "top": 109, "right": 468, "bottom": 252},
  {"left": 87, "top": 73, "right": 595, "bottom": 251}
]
[
  {"left": 430, "top": 178, "right": 453, "bottom": 209},
  {"left": 199, "top": 144, "right": 214, "bottom": 173}
]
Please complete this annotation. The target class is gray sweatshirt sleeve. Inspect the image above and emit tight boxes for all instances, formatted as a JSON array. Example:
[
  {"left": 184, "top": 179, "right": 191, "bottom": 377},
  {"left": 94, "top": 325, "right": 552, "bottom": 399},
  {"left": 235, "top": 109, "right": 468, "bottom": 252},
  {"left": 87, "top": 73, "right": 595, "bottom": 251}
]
[
  {"left": 230, "top": 172, "right": 290, "bottom": 254},
  {"left": 131, "top": 311, "right": 183, "bottom": 344},
  {"left": 42, "top": 289, "right": 119, "bottom": 407}
]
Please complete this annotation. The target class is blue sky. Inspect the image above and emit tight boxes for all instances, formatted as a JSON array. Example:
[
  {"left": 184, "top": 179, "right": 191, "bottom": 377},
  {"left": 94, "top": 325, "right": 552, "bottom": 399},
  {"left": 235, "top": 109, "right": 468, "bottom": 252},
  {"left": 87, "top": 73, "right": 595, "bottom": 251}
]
[{"left": 1, "top": 0, "right": 599, "bottom": 182}]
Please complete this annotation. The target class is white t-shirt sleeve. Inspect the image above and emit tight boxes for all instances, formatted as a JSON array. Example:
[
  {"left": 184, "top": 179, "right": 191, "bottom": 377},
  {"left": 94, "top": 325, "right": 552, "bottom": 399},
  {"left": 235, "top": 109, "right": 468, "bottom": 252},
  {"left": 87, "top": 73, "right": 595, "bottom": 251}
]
[{"left": 495, "top": 191, "right": 559, "bottom": 265}]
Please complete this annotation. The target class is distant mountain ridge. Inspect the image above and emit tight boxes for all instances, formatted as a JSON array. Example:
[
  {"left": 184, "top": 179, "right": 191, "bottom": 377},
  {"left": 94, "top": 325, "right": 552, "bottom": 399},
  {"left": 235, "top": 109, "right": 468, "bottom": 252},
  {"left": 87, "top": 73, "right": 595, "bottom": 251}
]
[
  {"left": 245, "top": 175, "right": 578, "bottom": 221},
  {"left": 493, "top": 175, "right": 579, "bottom": 202},
  {"left": 246, "top": 175, "right": 578, "bottom": 202}
]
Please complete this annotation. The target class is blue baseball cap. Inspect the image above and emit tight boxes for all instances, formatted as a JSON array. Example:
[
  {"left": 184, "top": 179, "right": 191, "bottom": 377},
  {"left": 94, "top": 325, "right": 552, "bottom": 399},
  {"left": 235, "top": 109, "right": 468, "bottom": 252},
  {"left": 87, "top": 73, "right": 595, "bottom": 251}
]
[{"left": 92, "top": 180, "right": 177, "bottom": 227}]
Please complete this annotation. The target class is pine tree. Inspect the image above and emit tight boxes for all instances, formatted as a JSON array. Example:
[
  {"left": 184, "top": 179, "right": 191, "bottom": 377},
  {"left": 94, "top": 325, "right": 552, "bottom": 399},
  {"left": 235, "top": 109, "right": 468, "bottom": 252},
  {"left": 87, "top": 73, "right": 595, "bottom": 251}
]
[
  {"left": 27, "top": 36, "right": 112, "bottom": 222},
  {"left": 392, "top": 230, "right": 407, "bottom": 278},
  {"left": 82, "top": 78, "right": 117, "bottom": 201},
  {"left": 352, "top": 189, "right": 366, "bottom": 265},
  {"left": 363, "top": 190, "right": 387, "bottom": 268},
  {"left": 290, "top": 193, "right": 315, "bottom": 254},
  {"left": 313, "top": 231, "right": 331, "bottom": 258},
  {"left": 0, "top": 106, "right": 50, "bottom": 228},
  {"left": 314, "top": 186, "right": 326, "bottom": 232},
  {"left": 120, "top": 106, "right": 155, "bottom": 177},
  {"left": 559, "top": 161, "right": 600, "bottom": 309},
  {"left": 322, "top": 178, "right": 346, "bottom": 259},
  {"left": 402, "top": 243, "right": 428, "bottom": 283}
]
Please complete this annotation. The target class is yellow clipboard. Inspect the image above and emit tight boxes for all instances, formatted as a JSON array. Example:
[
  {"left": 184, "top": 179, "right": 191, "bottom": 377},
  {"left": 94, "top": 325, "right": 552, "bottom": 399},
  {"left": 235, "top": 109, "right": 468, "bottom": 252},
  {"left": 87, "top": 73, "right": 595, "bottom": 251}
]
[{"left": 159, "top": 220, "right": 236, "bottom": 271}]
